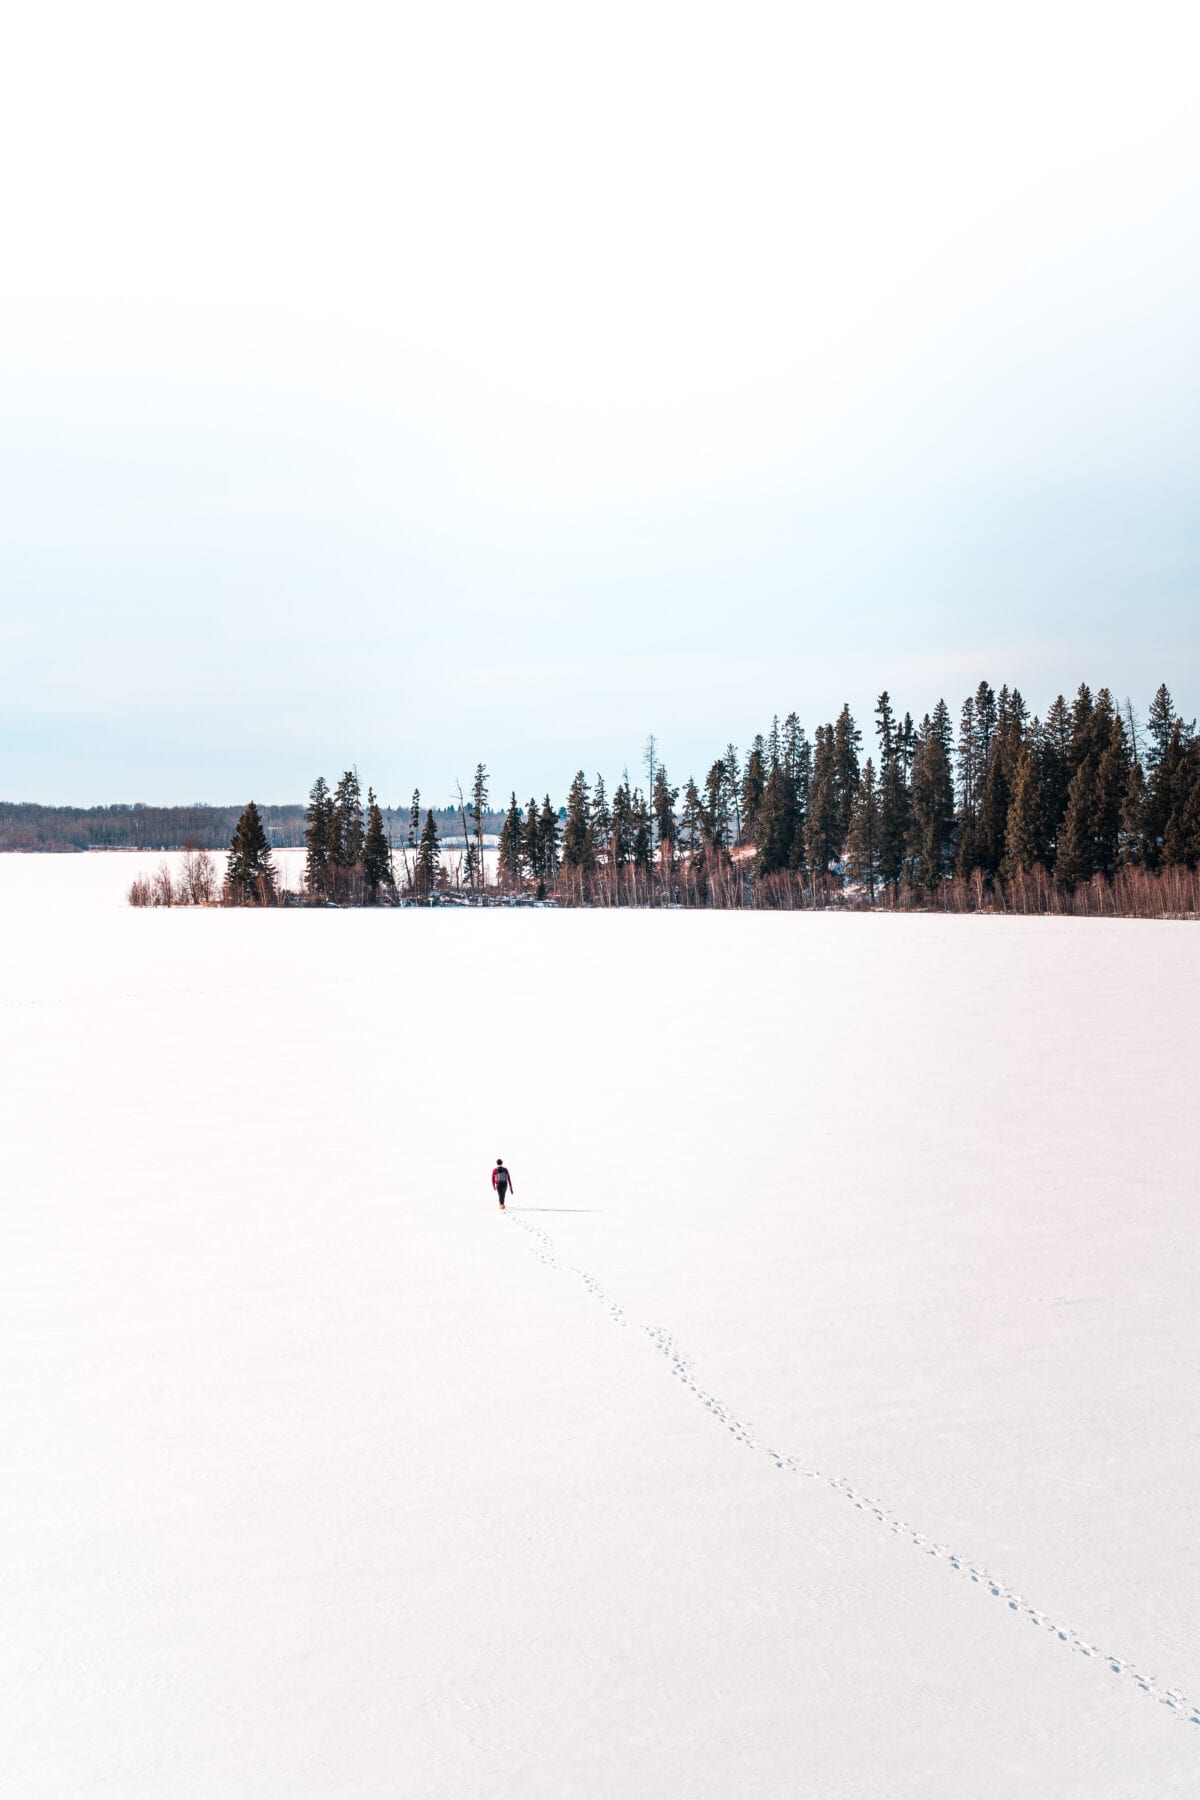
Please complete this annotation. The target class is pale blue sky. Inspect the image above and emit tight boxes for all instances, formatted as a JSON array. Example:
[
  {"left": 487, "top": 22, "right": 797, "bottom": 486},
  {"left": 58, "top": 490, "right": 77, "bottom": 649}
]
[{"left": 2, "top": 0, "right": 1197, "bottom": 806}]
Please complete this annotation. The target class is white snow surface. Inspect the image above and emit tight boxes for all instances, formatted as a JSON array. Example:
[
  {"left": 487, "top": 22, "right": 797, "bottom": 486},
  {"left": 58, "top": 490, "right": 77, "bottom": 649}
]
[{"left": 2, "top": 855, "right": 1199, "bottom": 1798}]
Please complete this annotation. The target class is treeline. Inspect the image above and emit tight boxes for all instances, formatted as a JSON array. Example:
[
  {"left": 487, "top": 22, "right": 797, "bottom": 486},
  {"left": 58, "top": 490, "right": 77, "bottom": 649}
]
[
  {"left": 480, "top": 682, "right": 1198, "bottom": 912},
  {"left": 2, "top": 801, "right": 304, "bottom": 853},
  {"left": 130, "top": 681, "right": 1200, "bottom": 916},
  {"left": 0, "top": 799, "right": 504, "bottom": 853}
]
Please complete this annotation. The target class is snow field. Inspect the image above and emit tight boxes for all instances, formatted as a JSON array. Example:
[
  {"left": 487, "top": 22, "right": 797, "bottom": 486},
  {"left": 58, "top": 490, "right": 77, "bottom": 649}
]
[{"left": 1, "top": 857, "right": 1199, "bottom": 1797}]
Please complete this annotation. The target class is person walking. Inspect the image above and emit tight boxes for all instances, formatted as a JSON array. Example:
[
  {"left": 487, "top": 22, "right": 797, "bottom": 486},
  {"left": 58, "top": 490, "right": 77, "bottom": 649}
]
[{"left": 492, "top": 1159, "right": 514, "bottom": 1209}]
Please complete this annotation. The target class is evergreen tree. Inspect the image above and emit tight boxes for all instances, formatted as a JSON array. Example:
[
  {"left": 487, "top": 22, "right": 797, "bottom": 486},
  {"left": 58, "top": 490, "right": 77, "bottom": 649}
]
[
  {"left": 631, "top": 790, "right": 653, "bottom": 874},
  {"left": 976, "top": 739, "right": 1012, "bottom": 877},
  {"left": 414, "top": 808, "right": 440, "bottom": 897},
  {"left": 562, "top": 772, "right": 594, "bottom": 870},
  {"left": 724, "top": 744, "right": 741, "bottom": 843},
  {"left": 226, "top": 800, "right": 275, "bottom": 904},
  {"left": 332, "top": 769, "right": 363, "bottom": 884},
  {"left": 408, "top": 788, "right": 421, "bottom": 850},
  {"left": 362, "top": 788, "right": 394, "bottom": 902},
  {"left": 1146, "top": 683, "right": 1176, "bottom": 774},
  {"left": 590, "top": 775, "right": 611, "bottom": 861},
  {"left": 1118, "top": 758, "right": 1147, "bottom": 867},
  {"left": 498, "top": 791, "right": 523, "bottom": 887},
  {"left": 874, "top": 693, "right": 909, "bottom": 889},
  {"left": 973, "top": 679, "right": 998, "bottom": 767},
  {"left": 909, "top": 714, "right": 955, "bottom": 890},
  {"left": 609, "top": 777, "right": 634, "bottom": 866},
  {"left": 741, "top": 737, "right": 767, "bottom": 843},
  {"left": 1144, "top": 716, "right": 1190, "bottom": 866},
  {"left": 930, "top": 696, "right": 953, "bottom": 756},
  {"left": 471, "top": 764, "right": 489, "bottom": 889},
  {"left": 700, "top": 758, "right": 731, "bottom": 856},
  {"left": 1056, "top": 758, "right": 1098, "bottom": 888},
  {"left": 1094, "top": 735, "right": 1127, "bottom": 878},
  {"left": 652, "top": 765, "right": 679, "bottom": 868},
  {"left": 1069, "top": 683, "right": 1095, "bottom": 770},
  {"left": 1162, "top": 741, "right": 1200, "bottom": 867},
  {"left": 1003, "top": 744, "right": 1045, "bottom": 875},
  {"left": 780, "top": 712, "right": 810, "bottom": 863},
  {"left": 521, "top": 796, "right": 542, "bottom": 881},
  {"left": 303, "top": 775, "right": 335, "bottom": 899},
  {"left": 954, "top": 693, "right": 979, "bottom": 874},
  {"left": 754, "top": 763, "right": 798, "bottom": 876},
  {"left": 680, "top": 778, "right": 703, "bottom": 858},
  {"left": 805, "top": 726, "right": 840, "bottom": 873},
  {"left": 538, "top": 796, "right": 560, "bottom": 879},
  {"left": 832, "top": 703, "right": 862, "bottom": 842},
  {"left": 1040, "top": 694, "right": 1073, "bottom": 867},
  {"left": 845, "top": 759, "right": 881, "bottom": 899}
]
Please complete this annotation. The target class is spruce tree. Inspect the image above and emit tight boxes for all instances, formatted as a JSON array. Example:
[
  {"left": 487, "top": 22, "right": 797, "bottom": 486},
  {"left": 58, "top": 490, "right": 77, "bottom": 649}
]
[
  {"left": 1040, "top": 694, "right": 1073, "bottom": 867},
  {"left": 845, "top": 760, "right": 881, "bottom": 900},
  {"left": 1056, "top": 758, "right": 1098, "bottom": 888},
  {"left": 538, "top": 797, "right": 560, "bottom": 880},
  {"left": 955, "top": 692, "right": 979, "bottom": 868},
  {"left": 471, "top": 764, "right": 489, "bottom": 890},
  {"left": 1118, "top": 758, "right": 1147, "bottom": 867},
  {"left": 754, "top": 763, "right": 798, "bottom": 876},
  {"left": 561, "top": 772, "right": 593, "bottom": 870},
  {"left": 590, "top": 776, "right": 611, "bottom": 861},
  {"left": 832, "top": 704, "right": 862, "bottom": 843},
  {"left": 976, "top": 741, "right": 1011, "bottom": 877},
  {"left": 498, "top": 791, "right": 523, "bottom": 887},
  {"left": 680, "top": 778, "right": 703, "bottom": 858},
  {"left": 226, "top": 800, "right": 276, "bottom": 904},
  {"left": 1144, "top": 717, "right": 1189, "bottom": 866},
  {"left": 805, "top": 726, "right": 840, "bottom": 873},
  {"left": 909, "top": 715, "right": 955, "bottom": 890},
  {"left": 631, "top": 790, "right": 652, "bottom": 874},
  {"left": 1094, "top": 738, "right": 1127, "bottom": 878},
  {"left": 362, "top": 788, "right": 394, "bottom": 903},
  {"left": 741, "top": 738, "right": 767, "bottom": 843},
  {"left": 1146, "top": 683, "right": 1176, "bottom": 773},
  {"left": 1004, "top": 744, "right": 1045, "bottom": 875},
  {"left": 724, "top": 745, "right": 741, "bottom": 843},
  {"left": 874, "top": 693, "right": 909, "bottom": 890},
  {"left": 304, "top": 775, "right": 335, "bottom": 900},
  {"left": 1162, "top": 743, "right": 1200, "bottom": 867},
  {"left": 520, "top": 796, "right": 542, "bottom": 882},
  {"left": 610, "top": 778, "right": 634, "bottom": 867},
  {"left": 701, "top": 758, "right": 731, "bottom": 856},
  {"left": 414, "top": 808, "right": 440, "bottom": 897},
  {"left": 332, "top": 769, "right": 363, "bottom": 892},
  {"left": 652, "top": 766, "right": 679, "bottom": 869}
]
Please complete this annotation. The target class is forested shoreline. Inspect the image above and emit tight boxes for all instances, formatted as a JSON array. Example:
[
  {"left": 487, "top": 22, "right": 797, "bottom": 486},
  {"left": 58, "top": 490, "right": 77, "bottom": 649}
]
[
  {"left": 0, "top": 799, "right": 503, "bottom": 854},
  {"left": 124, "top": 680, "right": 1200, "bottom": 917}
]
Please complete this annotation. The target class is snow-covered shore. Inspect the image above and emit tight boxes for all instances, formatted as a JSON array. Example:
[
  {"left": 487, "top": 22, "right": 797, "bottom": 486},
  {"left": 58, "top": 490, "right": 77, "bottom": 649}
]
[{"left": 2, "top": 857, "right": 1198, "bottom": 1796}]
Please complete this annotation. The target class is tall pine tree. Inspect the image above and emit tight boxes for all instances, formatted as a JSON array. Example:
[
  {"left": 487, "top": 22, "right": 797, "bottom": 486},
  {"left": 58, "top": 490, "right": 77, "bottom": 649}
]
[
  {"left": 304, "top": 775, "right": 335, "bottom": 899},
  {"left": 846, "top": 760, "right": 881, "bottom": 899},
  {"left": 227, "top": 801, "right": 276, "bottom": 904},
  {"left": 362, "top": 788, "right": 394, "bottom": 903}
]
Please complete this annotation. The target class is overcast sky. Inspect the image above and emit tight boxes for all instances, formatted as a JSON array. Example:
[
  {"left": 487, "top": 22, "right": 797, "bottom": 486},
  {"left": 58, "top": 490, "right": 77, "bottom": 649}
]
[{"left": 3, "top": 0, "right": 1198, "bottom": 806}]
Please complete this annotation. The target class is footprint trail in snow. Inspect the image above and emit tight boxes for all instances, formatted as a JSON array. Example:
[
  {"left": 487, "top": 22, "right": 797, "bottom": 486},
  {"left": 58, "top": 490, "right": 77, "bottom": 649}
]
[{"left": 510, "top": 1212, "right": 1200, "bottom": 1732}]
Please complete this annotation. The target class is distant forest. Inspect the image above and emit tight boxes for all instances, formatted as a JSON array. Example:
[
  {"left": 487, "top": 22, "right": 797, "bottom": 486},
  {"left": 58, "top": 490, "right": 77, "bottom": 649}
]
[
  {"left": 0, "top": 800, "right": 506, "bottom": 854},
  {"left": 126, "top": 680, "right": 1200, "bottom": 917}
]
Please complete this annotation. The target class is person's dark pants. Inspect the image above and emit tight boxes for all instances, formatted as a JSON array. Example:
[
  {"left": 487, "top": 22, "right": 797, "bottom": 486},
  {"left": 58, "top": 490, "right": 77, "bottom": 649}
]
[{"left": 496, "top": 1184, "right": 508, "bottom": 1205}]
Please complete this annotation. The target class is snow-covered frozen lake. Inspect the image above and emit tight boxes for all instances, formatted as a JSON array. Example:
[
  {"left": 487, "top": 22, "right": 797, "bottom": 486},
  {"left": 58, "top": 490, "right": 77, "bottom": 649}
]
[{"left": 2, "top": 854, "right": 1198, "bottom": 1797}]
